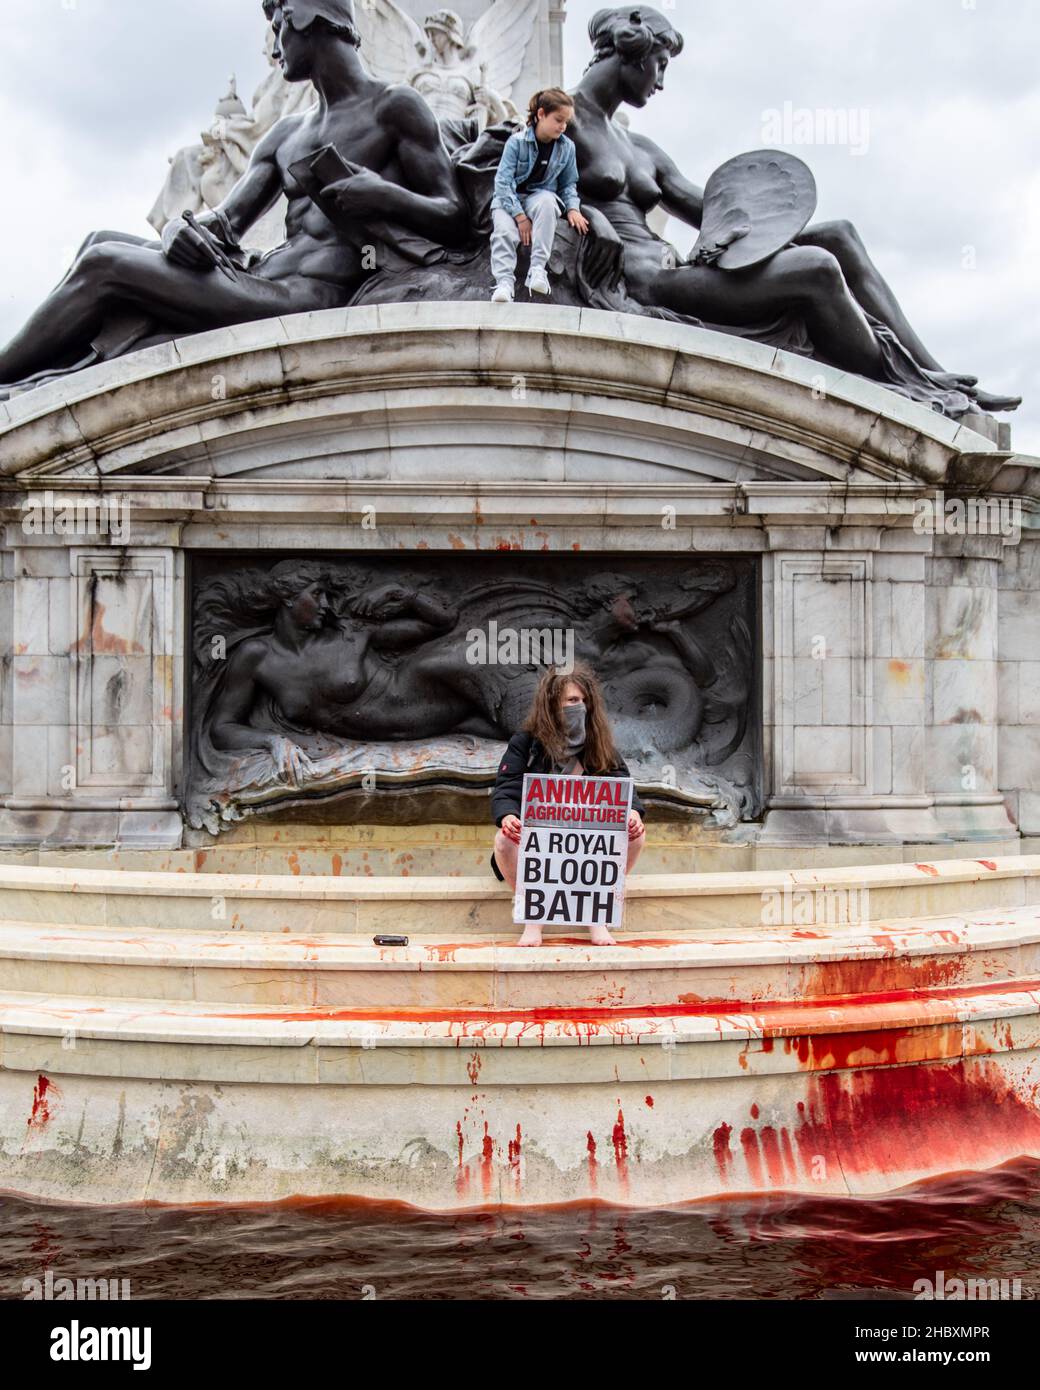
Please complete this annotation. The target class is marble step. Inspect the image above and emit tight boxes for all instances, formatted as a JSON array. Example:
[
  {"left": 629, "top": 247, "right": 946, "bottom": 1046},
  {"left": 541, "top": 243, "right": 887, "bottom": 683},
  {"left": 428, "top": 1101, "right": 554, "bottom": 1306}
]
[
  {"left": 2, "top": 974, "right": 1039, "bottom": 1090},
  {"left": 2, "top": 837, "right": 1023, "bottom": 878},
  {"left": 0, "top": 857, "right": 1036, "bottom": 936},
  {"left": 2, "top": 908, "right": 1039, "bottom": 1009},
  {"left": 6, "top": 975, "right": 1039, "bottom": 1210}
]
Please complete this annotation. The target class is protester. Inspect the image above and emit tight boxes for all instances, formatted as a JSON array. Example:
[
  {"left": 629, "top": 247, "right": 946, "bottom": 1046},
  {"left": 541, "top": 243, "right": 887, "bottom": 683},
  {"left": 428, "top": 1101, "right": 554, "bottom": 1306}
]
[{"left": 490, "top": 663, "right": 645, "bottom": 946}]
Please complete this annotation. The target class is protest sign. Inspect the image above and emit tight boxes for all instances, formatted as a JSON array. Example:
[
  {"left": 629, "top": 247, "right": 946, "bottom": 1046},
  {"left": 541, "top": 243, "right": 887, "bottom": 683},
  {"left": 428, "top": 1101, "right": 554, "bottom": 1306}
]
[{"left": 512, "top": 773, "right": 634, "bottom": 929}]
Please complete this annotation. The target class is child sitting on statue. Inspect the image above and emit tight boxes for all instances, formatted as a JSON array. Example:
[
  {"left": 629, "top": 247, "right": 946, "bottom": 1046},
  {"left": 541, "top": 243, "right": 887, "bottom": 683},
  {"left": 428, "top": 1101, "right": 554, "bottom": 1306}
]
[{"left": 489, "top": 88, "right": 589, "bottom": 302}]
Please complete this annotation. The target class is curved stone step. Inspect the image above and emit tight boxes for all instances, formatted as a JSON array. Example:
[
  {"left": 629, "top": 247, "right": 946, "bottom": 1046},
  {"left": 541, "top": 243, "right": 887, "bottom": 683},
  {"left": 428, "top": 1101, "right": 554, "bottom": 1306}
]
[
  {"left": 2, "top": 976, "right": 1039, "bottom": 1078},
  {"left": 1, "top": 908, "right": 1039, "bottom": 1009},
  {"left": 4, "top": 855, "right": 1040, "bottom": 1209},
  {"left": 0, "top": 857, "right": 1035, "bottom": 935},
  {"left": 4, "top": 975, "right": 1040, "bottom": 1208}
]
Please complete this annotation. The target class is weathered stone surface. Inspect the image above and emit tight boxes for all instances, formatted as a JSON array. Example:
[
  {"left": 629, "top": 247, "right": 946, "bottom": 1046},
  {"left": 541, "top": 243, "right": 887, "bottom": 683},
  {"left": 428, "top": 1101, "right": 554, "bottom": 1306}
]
[
  {"left": 1, "top": 855, "right": 1039, "bottom": 1207},
  {"left": 0, "top": 311, "right": 1036, "bottom": 850}
]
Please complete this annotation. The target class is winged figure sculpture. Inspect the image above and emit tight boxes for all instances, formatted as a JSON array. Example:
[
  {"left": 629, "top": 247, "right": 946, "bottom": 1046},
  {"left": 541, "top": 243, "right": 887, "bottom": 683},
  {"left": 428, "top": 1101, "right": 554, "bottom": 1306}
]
[{"left": 356, "top": 0, "right": 540, "bottom": 127}]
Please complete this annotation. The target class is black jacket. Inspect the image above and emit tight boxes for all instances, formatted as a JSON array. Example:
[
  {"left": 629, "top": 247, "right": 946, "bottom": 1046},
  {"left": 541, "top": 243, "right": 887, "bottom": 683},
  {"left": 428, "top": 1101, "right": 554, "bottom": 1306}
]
[{"left": 490, "top": 731, "right": 646, "bottom": 826}]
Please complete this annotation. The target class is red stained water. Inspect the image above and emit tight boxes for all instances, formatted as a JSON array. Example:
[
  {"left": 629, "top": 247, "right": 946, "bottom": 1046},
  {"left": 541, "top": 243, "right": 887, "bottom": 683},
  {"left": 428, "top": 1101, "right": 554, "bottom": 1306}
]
[{"left": 2, "top": 1160, "right": 1038, "bottom": 1299}]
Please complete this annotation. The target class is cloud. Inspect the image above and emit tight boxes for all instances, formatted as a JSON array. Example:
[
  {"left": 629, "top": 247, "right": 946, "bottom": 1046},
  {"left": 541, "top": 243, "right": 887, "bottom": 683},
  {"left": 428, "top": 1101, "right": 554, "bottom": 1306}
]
[
  {"left": 0, "top": 0, "right": 1036, "bottom": 451},
  {"left": 564, "top": 0, "right": 1040, "bottom": 452}
]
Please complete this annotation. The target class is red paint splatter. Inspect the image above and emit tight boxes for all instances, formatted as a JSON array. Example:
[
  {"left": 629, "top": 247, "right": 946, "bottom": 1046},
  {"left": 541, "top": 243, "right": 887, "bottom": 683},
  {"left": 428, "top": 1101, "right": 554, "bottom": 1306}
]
[
  {"left": 178, "top": 976, "right": 1040, "bottom": 1089},
  {"left": 793, "top": 1058, "right": 1040, "bottom": 1183},
  {"left": 739, "top": 1127, "right": 764, "bottom": 1187},
  {"left": 27, "top": 1075, "right": 59, "bottom": 1131},
  {"left": 807, "top": 951, "right": 968, "bottom": 1000},
  {"left": 480, "top": 1123, "right": 495, "bottom": 1199},
  {"left": 978, "top": 860, "right": 997, "bottom": 871},
  {"left": 759, "top": 1127, "right": 786, "bottom": 1186},
  {"left": 586, "top": 1130, "right": 598, "bottom": 1192},
  {"left": 644, "top": 1095, "right": 654, "bottom": 1108},
  {"left": 797, "top": 1024, "right": 960, "bottom": 1073},
  {"left": 466, "top": 1053, "right": 482, "bottom": 1086},
  {"left": 712, "top": 1122, "right": 734, "bottom": 1183},
  {"left": 779, "top": 1127, "right": 798, "bottom": 1183},
  {"left": 454, "top": 1120, "right": 471, "bottom": 1198},
  {"left": 507, "top": 1124, "right": 523, "bottom": 1195},
  {"left": 612, "top": 1108, "right": 629, "bottom": 1194},
  {"left": 750, "top": 1103, "right": 760, "bottom": 1119},
  {"left": 211, "top": 972, "right": 1040, "bottom": 1029},
  {"left": 914, "top": 862, "right": 940, "bottom": 876}
]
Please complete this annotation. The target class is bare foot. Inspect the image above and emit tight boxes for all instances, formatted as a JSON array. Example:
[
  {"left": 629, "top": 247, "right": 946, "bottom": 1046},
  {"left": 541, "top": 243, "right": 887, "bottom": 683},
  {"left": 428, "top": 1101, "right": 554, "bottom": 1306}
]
[
  {"left": 588, "top": 926, "right": 617, "bottom": 946},
  {"left": 517, "top": 924, "right": 543, "bottom": 947},
  {"left": 971, "top": 387, "right": 1022, "bottom": 413},
  {"left": 924, "top": 369, "right": 978, "bottom": 389},
  {"left": 922, "top": 371, "right": 1021, "bottom": 413}
]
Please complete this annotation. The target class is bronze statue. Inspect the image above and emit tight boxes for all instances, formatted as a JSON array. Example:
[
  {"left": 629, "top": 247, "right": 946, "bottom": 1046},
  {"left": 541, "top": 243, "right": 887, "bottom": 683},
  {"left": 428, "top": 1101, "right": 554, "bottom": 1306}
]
[
  {"left": 566, "top": 6, "right": 1019, "bottom": 415},
  {"left": 203, "top": 566, "right": 512, "bottom": 769},
  {"left": 188, "top": 556, "right": 757, "bottom": 830},
  {"left": 0, "top": 0, "right": 469, "bottom": 393},
  {"left": 0, "top": 1, "right": 1021, "bottom": 421}
]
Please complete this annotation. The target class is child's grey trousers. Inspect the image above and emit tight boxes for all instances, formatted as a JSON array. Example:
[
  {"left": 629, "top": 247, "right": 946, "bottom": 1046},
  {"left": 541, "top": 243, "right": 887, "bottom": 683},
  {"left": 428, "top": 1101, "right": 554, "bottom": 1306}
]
[{"left": 490, "top": 190, "right": 561, "bottom": 288}]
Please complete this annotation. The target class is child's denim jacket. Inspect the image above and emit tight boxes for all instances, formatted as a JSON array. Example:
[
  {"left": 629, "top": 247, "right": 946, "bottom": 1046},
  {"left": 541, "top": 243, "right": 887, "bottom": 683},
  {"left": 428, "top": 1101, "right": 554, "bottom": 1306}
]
[{"left": 491, "top": 126, "right": 581, "bottom": 218}]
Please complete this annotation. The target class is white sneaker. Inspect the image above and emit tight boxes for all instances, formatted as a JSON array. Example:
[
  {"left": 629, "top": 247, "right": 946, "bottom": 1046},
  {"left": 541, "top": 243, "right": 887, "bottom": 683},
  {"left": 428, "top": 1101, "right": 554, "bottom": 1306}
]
[
  {"left": 527, "top": 269, "right": 551, "bottom": 296},
  {"left": 491, "top": 282, "right": 514, "bottom": 303}
]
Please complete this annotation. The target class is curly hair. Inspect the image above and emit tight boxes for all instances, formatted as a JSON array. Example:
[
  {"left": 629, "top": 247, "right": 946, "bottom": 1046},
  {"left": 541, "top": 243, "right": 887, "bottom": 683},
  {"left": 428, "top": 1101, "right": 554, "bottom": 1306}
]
[
  {"left": 586, "top": 6, "right": 684, "bottom": 69},
  {"left": 523, "top": 661, "right": 621, "bottom": 772},
  {"left": 266, "top": 558, "right": 339, "bottom": 606},
  {"left": 193, "top": 561, "right": 365, "bottom": 662}
]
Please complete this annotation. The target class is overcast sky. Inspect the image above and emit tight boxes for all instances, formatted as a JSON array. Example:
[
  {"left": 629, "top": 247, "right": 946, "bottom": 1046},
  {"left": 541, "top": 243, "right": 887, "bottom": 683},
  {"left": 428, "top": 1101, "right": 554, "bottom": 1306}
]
[{"left": 1, "top": 0, "right": 1037, "bottom": 451}]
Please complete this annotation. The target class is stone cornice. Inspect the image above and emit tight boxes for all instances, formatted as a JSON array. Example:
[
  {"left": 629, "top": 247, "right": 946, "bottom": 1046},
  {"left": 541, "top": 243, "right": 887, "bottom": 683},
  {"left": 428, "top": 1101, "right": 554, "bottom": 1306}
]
[
  {"left": 3, "top": 477, "right": 1034, "bottom": 549},
  {"left": 0, "top": 304, "right": 1021, "bottom": 488}
]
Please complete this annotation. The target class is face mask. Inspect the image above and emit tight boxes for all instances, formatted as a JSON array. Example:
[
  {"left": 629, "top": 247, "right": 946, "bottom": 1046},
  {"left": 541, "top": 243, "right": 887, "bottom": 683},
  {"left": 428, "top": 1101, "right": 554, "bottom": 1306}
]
[{"left": 561, "top": 701, "right": 587, "bottom": 747}]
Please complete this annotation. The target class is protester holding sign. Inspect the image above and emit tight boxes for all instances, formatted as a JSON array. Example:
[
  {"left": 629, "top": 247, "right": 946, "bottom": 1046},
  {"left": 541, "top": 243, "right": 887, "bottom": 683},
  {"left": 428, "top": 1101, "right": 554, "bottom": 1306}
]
[
  {"left": 490, "top": 664, "right": 645, "bottom": 946},
  {"left": 513, "top": 771, "right": 634, "bottom": 941}
]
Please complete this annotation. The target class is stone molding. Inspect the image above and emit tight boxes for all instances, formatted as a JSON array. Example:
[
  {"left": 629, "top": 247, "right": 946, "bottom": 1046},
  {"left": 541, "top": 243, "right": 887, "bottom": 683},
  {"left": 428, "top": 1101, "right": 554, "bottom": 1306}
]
[
  {"left": 0, "top": 305, "right": 1018, "bottom": 488},
  {"left": 0, "top": 311, "right": 1036, "bottom": 849}
]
